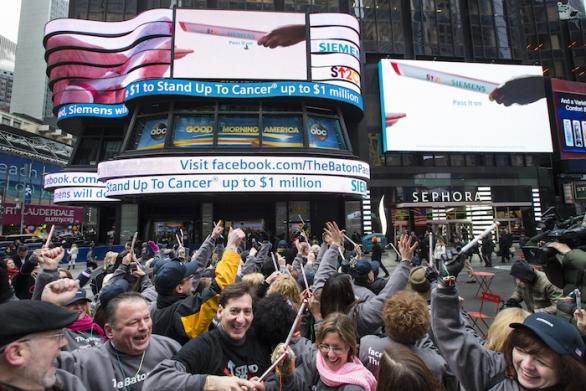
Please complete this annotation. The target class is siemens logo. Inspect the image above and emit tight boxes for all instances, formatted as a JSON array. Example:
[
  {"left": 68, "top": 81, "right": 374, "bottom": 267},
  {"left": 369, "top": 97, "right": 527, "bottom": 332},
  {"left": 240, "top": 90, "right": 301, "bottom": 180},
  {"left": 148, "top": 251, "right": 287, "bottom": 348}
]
[{"left": 318, "top": 42, "right": 359, "bottom": 58}]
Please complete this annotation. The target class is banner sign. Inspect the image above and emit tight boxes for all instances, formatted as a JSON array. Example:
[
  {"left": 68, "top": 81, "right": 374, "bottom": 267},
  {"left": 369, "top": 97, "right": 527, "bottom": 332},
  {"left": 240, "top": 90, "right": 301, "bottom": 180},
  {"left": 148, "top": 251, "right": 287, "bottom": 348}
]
[
  {"left": 53, "top": 187, "right": 118, "bottom": 203},
  {"left": 105, "top": 174, "right": 367, "bottom": 196},
  {"left": 0, "top": 203, "right": 84, "bottom": 225},
  {"left": 551, "top": 78, "right": 586, "bottom": 159},
  {"left": 97, "top": 156, "right": 370, "bottom": 181},
  {"left": 125, "top": 79, "right": 362, "bottom": 109},
  {"left": 44, "top": 172, "right": 102, "bottom": 189}
]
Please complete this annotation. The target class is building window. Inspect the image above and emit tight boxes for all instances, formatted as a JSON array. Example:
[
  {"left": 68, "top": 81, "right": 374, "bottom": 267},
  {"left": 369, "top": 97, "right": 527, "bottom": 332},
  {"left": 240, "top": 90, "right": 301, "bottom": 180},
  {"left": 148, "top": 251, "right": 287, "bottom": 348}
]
[
  {"left": 465, "top": 154, "right": 479, "bottom": 167},
  {"left": 422, "top": 154, "right": 434, "bottom": 167},
  {"left": 495, "top": 154, "right": 510, "bottom": 167}
]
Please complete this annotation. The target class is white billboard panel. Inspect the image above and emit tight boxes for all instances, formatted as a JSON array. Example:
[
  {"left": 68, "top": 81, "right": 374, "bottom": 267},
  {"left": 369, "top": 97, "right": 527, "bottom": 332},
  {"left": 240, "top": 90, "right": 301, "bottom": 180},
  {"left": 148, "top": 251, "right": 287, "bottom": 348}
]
[
  {"left": 174, "top": 10, "right": 307, "bottom": 80},
  {"left": 379, "top": 60, "right": 553, "bottom": 152}
]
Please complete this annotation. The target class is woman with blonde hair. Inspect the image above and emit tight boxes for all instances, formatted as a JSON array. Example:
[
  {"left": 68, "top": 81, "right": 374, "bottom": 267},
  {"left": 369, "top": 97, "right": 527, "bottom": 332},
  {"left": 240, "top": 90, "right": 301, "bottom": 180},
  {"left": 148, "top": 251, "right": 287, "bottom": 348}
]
[
  {"left": 267, "top": 273, "right": 301, "bottom": 306},
  {"left": 484, "top": 307, "right": 530, "bottom": 353}
]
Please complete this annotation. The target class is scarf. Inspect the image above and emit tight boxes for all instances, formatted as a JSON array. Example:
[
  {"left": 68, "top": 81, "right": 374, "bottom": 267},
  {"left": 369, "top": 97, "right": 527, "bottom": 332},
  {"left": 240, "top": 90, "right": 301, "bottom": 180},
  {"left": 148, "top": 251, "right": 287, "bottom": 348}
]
[
  {"left": 68, "top": 313, "right": 107, "bottom": 339},
  {"left": 316, "top": 352, "right": 377, "bottom": 391}
]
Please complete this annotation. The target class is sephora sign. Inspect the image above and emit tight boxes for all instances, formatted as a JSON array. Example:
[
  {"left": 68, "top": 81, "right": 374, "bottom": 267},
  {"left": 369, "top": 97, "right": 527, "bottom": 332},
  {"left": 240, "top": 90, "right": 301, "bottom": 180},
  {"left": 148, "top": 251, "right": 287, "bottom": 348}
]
[{"left": 411, "top": 190, "right": 482, "bottom": 203}]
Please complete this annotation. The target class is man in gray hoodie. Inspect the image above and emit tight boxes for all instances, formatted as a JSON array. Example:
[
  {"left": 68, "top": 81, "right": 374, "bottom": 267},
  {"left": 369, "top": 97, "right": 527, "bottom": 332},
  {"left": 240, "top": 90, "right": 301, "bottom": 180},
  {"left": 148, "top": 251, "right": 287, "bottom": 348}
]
[{"left": 42, "top": 279, "right": 181, "bottom": 391}]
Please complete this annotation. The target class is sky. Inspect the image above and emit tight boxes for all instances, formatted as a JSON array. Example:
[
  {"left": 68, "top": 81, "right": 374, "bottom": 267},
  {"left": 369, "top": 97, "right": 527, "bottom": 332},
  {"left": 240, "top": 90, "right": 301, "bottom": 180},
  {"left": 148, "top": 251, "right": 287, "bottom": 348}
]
[{"left": 0, "top": 0, "right": 21, "bottom": 43}]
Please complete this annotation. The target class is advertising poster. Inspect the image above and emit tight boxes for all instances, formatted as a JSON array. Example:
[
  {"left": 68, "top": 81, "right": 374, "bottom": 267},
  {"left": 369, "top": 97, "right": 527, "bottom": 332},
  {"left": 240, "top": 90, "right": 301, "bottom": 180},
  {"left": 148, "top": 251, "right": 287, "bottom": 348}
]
[
  {"left": 379, "top": 60, "right": 553, "bottom": 152},
  {"left": 172, "top": 115, "right": 214, "bottom": 148},
  {"left": 552, "top": 78, "right": 586, "bottom": 159},
  {"left": 307, "top": 116, "right": 345, "bottom": 150},
  {"left": 217, "top": 116, "right": 260, "bottom": 147},
  {"left": 262, "top": 116, "right": 304, "bottom": 147},
  {"left": 44, "top": 9, "right": 173, "bottom": 108},
  {"left": 557, "top": 1, "right": 585, "bottom": 20},
  {"left": 174, "top": 9, "right": 307, "bottom": 80},
  {"left": 135, "top": 118, "right": 168, "bottom": 151}
]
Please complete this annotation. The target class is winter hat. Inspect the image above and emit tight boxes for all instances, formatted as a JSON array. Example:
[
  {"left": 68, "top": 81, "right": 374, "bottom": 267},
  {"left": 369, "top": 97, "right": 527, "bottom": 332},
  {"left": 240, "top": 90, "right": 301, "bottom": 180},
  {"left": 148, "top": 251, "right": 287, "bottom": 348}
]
[
  {"left": 99, "top": 279, "right": 129, "bottom": 307},
  {"left": 407, "top": 266, "right": 431, "bottom": 300},
  {"left": 511, "top": 313, "right": 585, "bottom": 361},
  {"left": 0, "top": 300, "right": 78, "bottom": 347},
  {"left": 510, "top": 260, "right": 536, "bottom": 283},
  {"left": 147, "top": 240, "right": 160, "bottom": 253}
]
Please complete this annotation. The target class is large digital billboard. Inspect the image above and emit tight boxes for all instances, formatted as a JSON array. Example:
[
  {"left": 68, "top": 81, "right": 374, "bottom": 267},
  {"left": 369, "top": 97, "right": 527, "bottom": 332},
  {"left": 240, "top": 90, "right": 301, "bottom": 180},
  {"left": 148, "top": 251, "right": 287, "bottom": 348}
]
[
  {"left": 551, "top": 78, "right": 586, "bottom": 159},
  {"left": 378, "top": 60, "right": 553, "bottom": 153},
  {"left": 174, "top": 10, "right": 307, "bottom": 81},
  {"left": 45, "top": 9, "right": 362, "bottom": 116}
]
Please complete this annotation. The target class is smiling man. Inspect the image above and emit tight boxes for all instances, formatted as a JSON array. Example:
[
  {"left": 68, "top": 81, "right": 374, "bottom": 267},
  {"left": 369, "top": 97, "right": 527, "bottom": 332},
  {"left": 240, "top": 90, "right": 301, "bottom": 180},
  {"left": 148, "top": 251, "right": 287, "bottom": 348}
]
[
  {"left": 145, "top": 282, "right": 285, "bottom": 390},
  {"left": 41, "top": 280, "right": 181, "bottom": 391},
  {"left": 0, "top": 300, "right": 85, "bottom": 391}
]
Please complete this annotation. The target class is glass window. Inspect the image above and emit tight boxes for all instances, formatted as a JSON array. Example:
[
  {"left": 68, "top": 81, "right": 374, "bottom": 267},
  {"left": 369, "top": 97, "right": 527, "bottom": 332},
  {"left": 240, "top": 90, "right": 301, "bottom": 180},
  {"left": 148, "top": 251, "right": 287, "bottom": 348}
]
[
  {"left": 345, "top": 201, "right": 362, "bottom": 236},
  {"left": 465, "top": 154, "right": 479, "bottom": 166},
  {"left": 174, "top": 101, "right": 215, "bottom": 112},
  {"left": 100, "top": 139, "right": 122, "bottom": 161},
  {"left": 525, "top": 155, "right": 535, "bottom": 167},
  {"left": 139, "top": 102, "right": 169, "bottom": 115},
  {"left": 130, "top": 116, "right": 168, "bottom": 151},
  {"left": 173, "top": 115, "right": 214, "bottom": 148},
  {"left": 435, "top": 155, "right": 448, "bottom": 166},
  {"left": 450, "top": 154, "right": 464, "bottom": 166},
  {"left": 288, "top": 201, "right": 310, "bottom": 237},
  {"left": 495, "top": 154, "right": 510, "bottom": 167},
  {"left": 275, "top": 202, "right": 287, "bottom": 239},
  {"left": 217, "top": 115, "right": 260, "bottom": 148},
  {"left": 422, "top": 154, "right": 434, "bottom": 167},
  {"left": 72, "top": 138, "right": 99, "bottom": 165},
  {"left": 1, "top": 117, "right": 9, "bottom": 125},
  {"left": 483, "top": 154, "right": 495, "bottom": 166},
  {"left": 307, "top": 115, "right": 346, "bottom": 150},
  {"left": 262, "top": 115, "right": 304, "bottom": 148},
  {"left": 262, "top": 102, "right": 302, "bottom": 112},
  {"left": 511, "top": 154, "right": 524, "bottom": 167},
  {"left": 386, "top": 153, "right": 402, "bottom": 166}
]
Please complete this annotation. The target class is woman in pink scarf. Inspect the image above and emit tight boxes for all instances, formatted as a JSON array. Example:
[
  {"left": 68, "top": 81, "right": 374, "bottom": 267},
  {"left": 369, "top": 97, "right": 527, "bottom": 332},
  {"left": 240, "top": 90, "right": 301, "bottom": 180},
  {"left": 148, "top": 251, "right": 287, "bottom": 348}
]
[
  {"left": 275, "top": 312, "right": 377, "bottom": 390},
  {"left": 62, "top": 289, "right": 107, "bottom": 350}
]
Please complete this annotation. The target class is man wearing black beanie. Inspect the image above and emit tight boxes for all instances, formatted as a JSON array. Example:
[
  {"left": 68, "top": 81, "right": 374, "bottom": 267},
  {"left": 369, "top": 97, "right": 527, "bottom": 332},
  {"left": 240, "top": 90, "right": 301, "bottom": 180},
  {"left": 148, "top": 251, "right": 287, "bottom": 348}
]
[{"left": 506, "top": 260, "right": 563, "bottom": 314}]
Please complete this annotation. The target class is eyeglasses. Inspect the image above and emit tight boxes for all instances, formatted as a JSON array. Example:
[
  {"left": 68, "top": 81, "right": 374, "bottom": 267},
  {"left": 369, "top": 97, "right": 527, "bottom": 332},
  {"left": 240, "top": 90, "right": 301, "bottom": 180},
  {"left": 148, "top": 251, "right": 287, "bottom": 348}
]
[
  {"left": 318, "top": 344, "right": 347, "bottom": 355},
  {"left": 0, "top": 330, "right": 66, "bottom": 352}
]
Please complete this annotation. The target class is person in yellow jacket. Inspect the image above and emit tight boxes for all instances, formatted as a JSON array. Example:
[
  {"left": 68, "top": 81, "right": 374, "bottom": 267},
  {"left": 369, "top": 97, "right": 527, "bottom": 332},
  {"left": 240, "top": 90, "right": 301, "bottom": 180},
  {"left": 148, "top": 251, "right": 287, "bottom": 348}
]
[{"left": 152, "top": 222, "right": 245, "bottom": 343}]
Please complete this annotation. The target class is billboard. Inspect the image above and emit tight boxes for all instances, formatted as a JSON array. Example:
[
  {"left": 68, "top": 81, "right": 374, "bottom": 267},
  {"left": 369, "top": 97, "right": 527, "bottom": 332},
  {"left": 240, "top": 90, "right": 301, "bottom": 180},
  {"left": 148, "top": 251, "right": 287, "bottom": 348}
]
[
  {"left": 174, "top": 10, "right": 307, "bottom": 80},
  {"left": 557, "top": 1, "right": 586, "bottom": 20},
  {"left": 379, "top": 60, "right": 553, "bottom": 152},
  {"left": 551, "top": 78, "right": 586, "bottom": 159},
  {"left": 45, "top": 9, "right": 362, "bottom": 114},
  {"left": 45, "top": 9, "right": 173, "bottom": 108}
]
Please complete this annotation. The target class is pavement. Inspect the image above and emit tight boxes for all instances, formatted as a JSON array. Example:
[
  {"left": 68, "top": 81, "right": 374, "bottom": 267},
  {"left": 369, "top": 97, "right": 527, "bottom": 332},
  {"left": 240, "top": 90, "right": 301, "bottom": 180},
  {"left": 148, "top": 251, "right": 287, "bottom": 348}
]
[{"left": 378, "top": 251, "right": 516, "bottom": 317}]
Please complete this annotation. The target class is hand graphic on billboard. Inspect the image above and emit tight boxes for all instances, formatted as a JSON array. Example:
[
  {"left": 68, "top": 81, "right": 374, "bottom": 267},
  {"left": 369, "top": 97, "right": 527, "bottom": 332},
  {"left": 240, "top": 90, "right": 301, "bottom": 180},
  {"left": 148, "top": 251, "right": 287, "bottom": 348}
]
[
  {"left": 489, "top": 76, "right": 545, "bottom": 106},
  {"left": 257, "top": 25, "right": 305, "bottom": 48},
  {"left": 385, "top": 113, "right": 407, "bottom": 128}
]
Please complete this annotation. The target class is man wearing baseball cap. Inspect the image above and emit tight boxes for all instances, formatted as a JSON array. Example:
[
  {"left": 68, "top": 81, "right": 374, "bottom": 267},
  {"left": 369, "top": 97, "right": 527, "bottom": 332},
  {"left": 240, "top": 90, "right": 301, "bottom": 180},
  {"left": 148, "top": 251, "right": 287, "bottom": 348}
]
[
  {"left": 152, "top": 224, "right": 243, "bottom": 344},
  {"left": 0, "top": 300, "right": 87, "bottom": 390}
]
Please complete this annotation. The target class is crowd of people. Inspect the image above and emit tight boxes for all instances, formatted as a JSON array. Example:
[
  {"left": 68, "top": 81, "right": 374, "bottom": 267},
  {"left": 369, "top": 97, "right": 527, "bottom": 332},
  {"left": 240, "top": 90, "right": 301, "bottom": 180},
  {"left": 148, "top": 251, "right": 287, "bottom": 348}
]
[{"left": 0, "top": 220, "right": 586, "bottom": 391}]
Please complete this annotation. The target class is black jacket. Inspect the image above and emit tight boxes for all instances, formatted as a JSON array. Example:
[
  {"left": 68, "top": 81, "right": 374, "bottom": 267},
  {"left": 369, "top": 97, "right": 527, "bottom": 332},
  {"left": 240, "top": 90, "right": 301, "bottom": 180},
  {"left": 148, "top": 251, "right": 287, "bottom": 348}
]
[{"left": 152, "top": 288, "right": 216, "bottom": 345}]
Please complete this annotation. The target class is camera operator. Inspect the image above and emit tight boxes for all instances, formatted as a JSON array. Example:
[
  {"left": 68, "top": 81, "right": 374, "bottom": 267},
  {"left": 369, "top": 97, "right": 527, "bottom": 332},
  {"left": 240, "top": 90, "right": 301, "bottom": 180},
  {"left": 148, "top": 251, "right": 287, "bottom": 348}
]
[{"left": 545, "top": 241, "right": 586, "bottom": 302}]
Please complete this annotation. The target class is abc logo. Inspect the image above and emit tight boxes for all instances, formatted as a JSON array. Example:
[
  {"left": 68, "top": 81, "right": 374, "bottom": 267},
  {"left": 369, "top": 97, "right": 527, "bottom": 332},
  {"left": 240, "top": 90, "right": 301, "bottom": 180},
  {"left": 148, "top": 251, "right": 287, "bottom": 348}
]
[
  {"left": 150, "top": 123, "right": 167, "bottom": 140},
  {"left": 310, "top": 123, "right": 328, "bottom": 141}
]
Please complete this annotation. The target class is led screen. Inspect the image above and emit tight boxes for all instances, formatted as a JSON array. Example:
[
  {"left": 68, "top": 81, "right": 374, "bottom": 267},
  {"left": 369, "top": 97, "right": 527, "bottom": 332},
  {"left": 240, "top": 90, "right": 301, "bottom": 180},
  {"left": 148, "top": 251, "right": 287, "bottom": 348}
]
[
  {"left": 173, "top": 115, "right": 214, "bottom": 148},
  {"left": 174, "top": 10, "right": 307, "bottom": 80},
  {"left": 552, "top": 78, "right": 586, "bottom": 159},
  {"left": 379, "top": 60, "right": 553, "bottom": 152}
]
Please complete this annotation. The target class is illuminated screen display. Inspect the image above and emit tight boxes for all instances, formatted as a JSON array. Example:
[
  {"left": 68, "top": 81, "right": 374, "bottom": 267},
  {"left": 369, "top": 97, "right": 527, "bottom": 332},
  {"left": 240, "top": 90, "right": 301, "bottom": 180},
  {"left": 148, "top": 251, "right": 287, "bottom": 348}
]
[
  {"left": 552, "top": 78, "right": 586, "bottom": 159},
  {"left": 262, "top": 116, "right": 304, "bottom": 147},
  {"left": 378, "top": 60, "right": 553, "bottom": 153},
  {"left": 135, "top": 118, "right": 168, "bottom": 151},
  {"left": 217, "top": 116, "right": 260, "bottom": 148},
  {"left": 307, "top": 116, "right": 346, "bottom": 150},
  {"left": 173, "top": 115, "right": 214, "bottom": 148}
]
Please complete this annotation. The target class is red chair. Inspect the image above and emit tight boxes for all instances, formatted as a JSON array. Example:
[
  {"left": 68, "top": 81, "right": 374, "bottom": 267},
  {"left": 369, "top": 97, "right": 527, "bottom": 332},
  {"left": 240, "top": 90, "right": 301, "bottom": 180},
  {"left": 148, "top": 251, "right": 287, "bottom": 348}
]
[{"left": 467, "top": 291, "right": 502, "bottom": 338}]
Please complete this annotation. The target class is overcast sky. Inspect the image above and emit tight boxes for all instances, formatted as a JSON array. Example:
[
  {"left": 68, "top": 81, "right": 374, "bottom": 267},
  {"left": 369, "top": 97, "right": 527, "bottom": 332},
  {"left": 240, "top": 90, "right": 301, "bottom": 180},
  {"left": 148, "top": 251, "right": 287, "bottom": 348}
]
[{"left": 0, "top": 0, "right": 21, "bottom": 43}]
